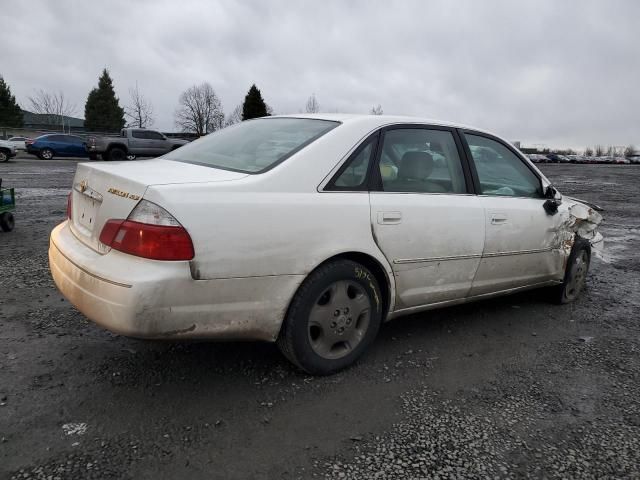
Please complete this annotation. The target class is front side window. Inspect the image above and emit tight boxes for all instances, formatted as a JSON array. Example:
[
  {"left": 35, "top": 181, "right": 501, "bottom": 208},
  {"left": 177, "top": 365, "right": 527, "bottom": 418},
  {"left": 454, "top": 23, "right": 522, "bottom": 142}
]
[
  {"left": 146, "top": 131, "right": 165, "bottom": 140},
  {"left": 378, "top": 128, "right": 467, "bottom": 194},
  {"left": 163, "top": 118, "right": 339, "bottom": 173},
  {"left": 465, "top": 134, "right": 541, "bottom": 198}
]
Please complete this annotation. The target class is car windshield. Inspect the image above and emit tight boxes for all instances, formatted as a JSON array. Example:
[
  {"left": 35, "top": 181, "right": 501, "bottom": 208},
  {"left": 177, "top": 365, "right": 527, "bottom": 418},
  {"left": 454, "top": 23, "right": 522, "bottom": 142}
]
[{"left": 163, "top": 117, "right": 339, "bottom": 173}]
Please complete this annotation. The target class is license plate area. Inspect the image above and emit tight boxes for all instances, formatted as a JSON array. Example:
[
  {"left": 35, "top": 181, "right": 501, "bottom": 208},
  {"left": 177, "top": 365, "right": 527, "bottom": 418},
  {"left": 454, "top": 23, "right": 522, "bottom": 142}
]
[{"left": 77, "top": 194, "right": 101, "bottom": 232}]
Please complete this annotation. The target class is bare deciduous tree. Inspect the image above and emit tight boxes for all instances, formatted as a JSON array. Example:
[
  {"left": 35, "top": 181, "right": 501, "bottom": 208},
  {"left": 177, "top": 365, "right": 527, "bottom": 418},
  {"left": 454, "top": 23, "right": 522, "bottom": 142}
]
[
  {"left": 305, "top": 94, "right": 320, "bottom": 113},
  {"left": 224, "top": 104, "right": 243, "bottom": 127},
  {"left": 125, "top": 83, "right": 154, "bottom": 128},
  {"left": 594, "top": 145, "right": 604, "bottom": 157},
  {"left": 174, "top": 83, "right": 224, "bottom": 136},
  {"left": 29, "top": 89, "right": 77, "bottom": 132},
  {"left": 624, "top": 144, "right": 636, "bottom": 158},
  {"left": 370, "top": 104, "right": 383, "bottom": 115},
  {"left": 584, "top": 147, "right": 593, "bottom": 156}
]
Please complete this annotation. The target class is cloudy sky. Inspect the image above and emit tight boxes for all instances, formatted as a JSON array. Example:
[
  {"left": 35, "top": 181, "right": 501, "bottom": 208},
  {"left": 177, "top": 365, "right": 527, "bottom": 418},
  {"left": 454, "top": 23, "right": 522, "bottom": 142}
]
[{"left": 2, "top": 0, "right": 638, "bottom": 148}]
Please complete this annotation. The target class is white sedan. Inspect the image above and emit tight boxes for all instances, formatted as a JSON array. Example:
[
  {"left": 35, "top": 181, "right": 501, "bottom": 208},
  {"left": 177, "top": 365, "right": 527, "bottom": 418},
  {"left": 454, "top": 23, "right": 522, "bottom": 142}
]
[
  {"left": 7, "top": 136, "right": 30, "bottom": 151},
  {"left": 49, "top": 115, "right": 603, "bottom": 374}
]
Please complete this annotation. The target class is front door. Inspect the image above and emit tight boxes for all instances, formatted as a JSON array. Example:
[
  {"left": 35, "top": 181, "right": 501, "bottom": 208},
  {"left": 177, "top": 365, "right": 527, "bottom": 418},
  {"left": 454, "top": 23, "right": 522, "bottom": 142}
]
[
  {"left": 462, "top": 132, "right": 565, "bottom": 296},
  {"left": 369, "top": 126, "right": 485, "bottom": 309},
  {"left": 145, "top": 130, "right": 169, "bottom": 156}
]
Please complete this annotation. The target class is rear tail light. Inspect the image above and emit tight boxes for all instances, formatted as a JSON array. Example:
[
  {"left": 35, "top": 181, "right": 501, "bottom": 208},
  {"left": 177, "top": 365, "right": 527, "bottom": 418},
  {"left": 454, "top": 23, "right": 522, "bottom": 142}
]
[
  {"left": 66, "top": 193, "right": 72, "bottom": 219},
  {"left": 99, "top": 200, "right": 194, "bottom": 261},
  {"left": 26, "top": 139, "right": 34, "bottom": 145}
]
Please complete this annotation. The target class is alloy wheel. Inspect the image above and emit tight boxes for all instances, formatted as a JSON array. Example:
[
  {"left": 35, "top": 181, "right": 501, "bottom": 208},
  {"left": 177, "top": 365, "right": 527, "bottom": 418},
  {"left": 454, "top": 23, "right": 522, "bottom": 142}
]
[{"left": 307, "top": 280, "right": 372, "bottom": 360}]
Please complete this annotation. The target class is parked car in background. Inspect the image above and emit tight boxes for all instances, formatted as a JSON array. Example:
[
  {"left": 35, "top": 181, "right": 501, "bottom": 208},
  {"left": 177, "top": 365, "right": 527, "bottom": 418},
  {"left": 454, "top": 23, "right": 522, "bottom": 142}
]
[
  {"left": 7, "top": 136, "right": 31, "bottom": 151},
  {"left": 527, "top": 154, "right": 548, "bottom": 163},
  {"left": 50, "top": 114, "right": 603, "bottom": 374},
  {"left": 26, "top": 134, "right": 88, "bottom": 160},
  {"left": 0, "top": 139, "right": 18, "bottom": 162},
  {"left": 86, "top": 128, "right": 189, "bottom": 161}
]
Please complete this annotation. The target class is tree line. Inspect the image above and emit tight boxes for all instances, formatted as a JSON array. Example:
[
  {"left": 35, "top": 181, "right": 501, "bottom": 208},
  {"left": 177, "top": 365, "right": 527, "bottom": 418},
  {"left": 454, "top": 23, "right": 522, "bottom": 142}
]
[
  {"left": 0, "top": 71, "right": 273, "bottom": 135},
  {"left": 1, "top": 71, "right": 387, "bottom": 136}
]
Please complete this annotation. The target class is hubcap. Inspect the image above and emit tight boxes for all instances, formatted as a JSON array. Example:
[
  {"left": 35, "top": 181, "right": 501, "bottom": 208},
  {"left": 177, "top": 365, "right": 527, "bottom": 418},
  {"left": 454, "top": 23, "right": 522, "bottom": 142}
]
[
  {"left": 42, "top": 150, "right": 52, "bottom": 159},
  {"left": 0, "top": 152, "right": 7, "bottom": 162},
  {"left": 308, "top": 280, "right": 371, "bottom": 360},
  {"left": 565, "top": 250, "right": 589, "bottom": 300}
]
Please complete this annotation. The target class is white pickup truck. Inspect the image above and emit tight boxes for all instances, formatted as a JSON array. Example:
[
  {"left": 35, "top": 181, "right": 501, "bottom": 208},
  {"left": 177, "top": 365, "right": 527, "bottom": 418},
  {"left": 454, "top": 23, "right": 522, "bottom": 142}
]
[{"left": 86, "top": 128, "right": 189, "bottom": 161}]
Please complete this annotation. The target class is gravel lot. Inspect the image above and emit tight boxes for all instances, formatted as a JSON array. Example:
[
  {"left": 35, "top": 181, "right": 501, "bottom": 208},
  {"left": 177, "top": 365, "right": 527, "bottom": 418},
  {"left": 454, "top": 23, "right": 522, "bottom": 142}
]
[{"left": 1, "top": 155, "right": 639, "bottom": 479}]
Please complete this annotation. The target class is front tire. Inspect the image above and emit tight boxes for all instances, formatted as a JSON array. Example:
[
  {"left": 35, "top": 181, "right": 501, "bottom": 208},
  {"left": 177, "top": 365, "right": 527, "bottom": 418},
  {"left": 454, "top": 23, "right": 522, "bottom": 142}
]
[
  {"left": 0, "top": 212, "right": 15, "bottom": 232},
  {"left": 0, "top": 150, "right": 8, "bottom": 162},
  {"left": 40, "top": 148, "right": 54, "bottom": 160},
  {"left": 551, "top": 237, "right": 591, "bottom": 304},
  {"left": 277, "top": 259, "right": 383, "bottom": 375}
]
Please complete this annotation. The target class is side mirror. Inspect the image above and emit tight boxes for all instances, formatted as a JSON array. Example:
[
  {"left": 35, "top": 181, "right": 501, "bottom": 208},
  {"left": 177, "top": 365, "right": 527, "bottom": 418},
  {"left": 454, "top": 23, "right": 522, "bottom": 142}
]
[
  {"left": 542, "top": 185, "right": 561, "bottom": 215},
  {"left": 544, "top": 185, "right": 557, "bottom": 199}
]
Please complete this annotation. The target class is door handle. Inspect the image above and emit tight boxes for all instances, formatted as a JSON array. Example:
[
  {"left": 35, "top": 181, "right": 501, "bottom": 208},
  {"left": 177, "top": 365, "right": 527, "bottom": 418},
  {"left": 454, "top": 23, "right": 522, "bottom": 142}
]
[
  {"left": 490, "top": 214, "right": 508, "bottom": 225},
  {"left": 378, "top": 211, "right": 402, "bottom": 224}
]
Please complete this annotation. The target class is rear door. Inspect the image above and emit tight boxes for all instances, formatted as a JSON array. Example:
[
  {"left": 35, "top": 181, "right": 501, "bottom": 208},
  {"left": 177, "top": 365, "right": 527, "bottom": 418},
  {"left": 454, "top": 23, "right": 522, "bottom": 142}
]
[
  {"left": 461, "top": 131, "right": 565, "bottom": 295},
  {"left": 68, "top": 136, "right": 87, "bottom": 157},
  {"left": 368, "top": 126, "right": 485, "bottom": 309},
  {"left": 48, "top": 135, "right": 66, "bottom": 154}
]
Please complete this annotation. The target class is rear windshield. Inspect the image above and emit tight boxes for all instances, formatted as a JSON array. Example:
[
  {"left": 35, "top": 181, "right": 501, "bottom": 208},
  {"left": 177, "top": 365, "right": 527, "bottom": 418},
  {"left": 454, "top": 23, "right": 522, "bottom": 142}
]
[{"left": 163, "top": 117, "right": 339, "bottom": 173}]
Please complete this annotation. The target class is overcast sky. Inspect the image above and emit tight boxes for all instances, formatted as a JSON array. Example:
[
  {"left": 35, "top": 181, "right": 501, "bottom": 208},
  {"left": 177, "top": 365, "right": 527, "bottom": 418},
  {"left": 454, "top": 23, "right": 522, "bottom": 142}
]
[{"left": 2, "top": 0, "right": 638, "bottom": 148}]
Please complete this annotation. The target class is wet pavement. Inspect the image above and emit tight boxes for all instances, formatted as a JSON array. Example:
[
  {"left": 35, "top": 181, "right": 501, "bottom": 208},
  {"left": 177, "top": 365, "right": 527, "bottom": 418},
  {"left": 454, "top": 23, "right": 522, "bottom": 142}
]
[{"left": 1, "top": 157, "right": 639, "bottom": 479}]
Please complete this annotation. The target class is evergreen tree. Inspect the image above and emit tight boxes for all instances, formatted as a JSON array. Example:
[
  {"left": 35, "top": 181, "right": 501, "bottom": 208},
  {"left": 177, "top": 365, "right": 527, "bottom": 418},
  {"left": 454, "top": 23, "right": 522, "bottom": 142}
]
[
  {"left": 242, "top": 84, "right": 268, "bottom": 120},
  {"left": 0, "top": 76, "right": 23, "bottom": 127},
  {"left": 84, "top": 69, "right": 125, "bottom": 131}
]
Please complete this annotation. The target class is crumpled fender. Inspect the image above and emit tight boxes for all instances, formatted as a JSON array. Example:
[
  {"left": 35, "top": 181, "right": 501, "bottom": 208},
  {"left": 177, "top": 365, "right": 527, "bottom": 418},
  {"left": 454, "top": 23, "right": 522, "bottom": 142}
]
[{"left": 557, "top": 197, "right": 604, "bottom": 258}]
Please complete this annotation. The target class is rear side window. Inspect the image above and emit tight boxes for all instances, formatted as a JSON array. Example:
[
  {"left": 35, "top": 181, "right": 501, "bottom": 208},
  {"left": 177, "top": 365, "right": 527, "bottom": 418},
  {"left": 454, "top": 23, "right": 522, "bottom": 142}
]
[
  {"left": 327, "top": 135, "right": 376, "bottom": 190},
  {"left": 378, "top": 128, "right": 467, "bottom": 194},
  {"left": 163, "top": 118, "right": 339, "bottom": 173},
  {"left": 465, "top": 134, "right": 542, "bottom": 198},
  {"left": 132, "top": 130, "right": 147, "bottom": 139}
]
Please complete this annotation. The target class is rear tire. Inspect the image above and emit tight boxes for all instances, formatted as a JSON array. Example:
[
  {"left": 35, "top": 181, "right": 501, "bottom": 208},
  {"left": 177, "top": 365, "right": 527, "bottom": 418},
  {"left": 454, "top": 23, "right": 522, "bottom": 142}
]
[
  {"left": 0, "top": 212, "right": 15, "bottom": 232},
  {"left": 0, "top": 150, "right": 8, "bottom": 162},
  {"left": 40, "top": 148, "right": 54, "bottom": 160},
  {"left": 107, "top": 147, "right": 126, "bottom": 161},
  {"left": 277, "top": 259, "right": 383, "bottom": 375},
  {"left": 550, "top": 236, "right": 591, "bottom": 304}
]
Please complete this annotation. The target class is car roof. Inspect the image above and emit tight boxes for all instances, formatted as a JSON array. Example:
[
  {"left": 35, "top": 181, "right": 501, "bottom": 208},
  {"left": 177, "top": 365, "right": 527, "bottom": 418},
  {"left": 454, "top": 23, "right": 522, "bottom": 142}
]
[{"left": 269, "top": 113, "right": 497, "bottom": 137}]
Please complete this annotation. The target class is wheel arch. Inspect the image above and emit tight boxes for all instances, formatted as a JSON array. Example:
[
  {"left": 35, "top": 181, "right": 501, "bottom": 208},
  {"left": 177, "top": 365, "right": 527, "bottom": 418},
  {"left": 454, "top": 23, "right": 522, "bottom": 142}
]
[
  {"left": 278, "top": 250, "right": 396, "bottom": 340},
  {"left": 107, "top": 143, "right": 129, "bottom": 153}
]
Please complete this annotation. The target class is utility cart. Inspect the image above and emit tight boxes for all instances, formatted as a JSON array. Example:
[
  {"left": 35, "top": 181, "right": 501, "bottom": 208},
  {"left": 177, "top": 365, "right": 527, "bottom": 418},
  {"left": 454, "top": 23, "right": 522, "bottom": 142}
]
[{"left": 0, "top": 178, "right": 15, "bottom": 232}]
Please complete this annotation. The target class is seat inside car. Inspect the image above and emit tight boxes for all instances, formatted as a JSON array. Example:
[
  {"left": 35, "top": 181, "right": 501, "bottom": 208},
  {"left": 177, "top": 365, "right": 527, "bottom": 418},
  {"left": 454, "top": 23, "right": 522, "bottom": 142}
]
[{"left": 390, "top": 151, "right": 446, "bottom": 193}]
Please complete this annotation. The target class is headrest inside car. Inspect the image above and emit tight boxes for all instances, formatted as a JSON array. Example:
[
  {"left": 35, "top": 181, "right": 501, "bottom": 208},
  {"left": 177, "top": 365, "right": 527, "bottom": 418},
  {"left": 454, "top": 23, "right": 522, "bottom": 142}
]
[{"left": 398, "top": 151, "right": 434, "bottom": 180}]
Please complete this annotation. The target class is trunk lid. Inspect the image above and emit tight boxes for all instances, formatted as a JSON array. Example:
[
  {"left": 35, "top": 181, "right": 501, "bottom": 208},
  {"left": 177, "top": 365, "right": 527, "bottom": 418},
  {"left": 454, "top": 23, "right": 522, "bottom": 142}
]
[{"left": 68, "top": 159, "right": 247, "bottom": 252}]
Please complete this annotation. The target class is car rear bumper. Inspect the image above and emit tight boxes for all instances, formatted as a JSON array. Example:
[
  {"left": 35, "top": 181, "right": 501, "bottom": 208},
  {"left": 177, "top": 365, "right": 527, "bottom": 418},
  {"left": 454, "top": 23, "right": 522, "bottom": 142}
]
[{"left": 49, "top": 221, "right": 302, "bottom": 341}]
